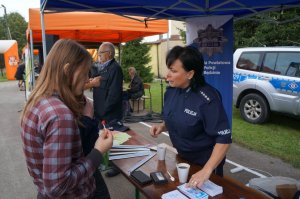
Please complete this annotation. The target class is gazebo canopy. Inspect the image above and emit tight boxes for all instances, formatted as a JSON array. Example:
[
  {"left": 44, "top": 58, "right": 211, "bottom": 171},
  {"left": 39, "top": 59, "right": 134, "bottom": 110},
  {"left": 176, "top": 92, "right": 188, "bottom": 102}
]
[
  {"left": 28, "top": 8, "right": 168, "bottom": 44},
  {"left": 40, "top": 0, "right": 300, "bottom": 21}
]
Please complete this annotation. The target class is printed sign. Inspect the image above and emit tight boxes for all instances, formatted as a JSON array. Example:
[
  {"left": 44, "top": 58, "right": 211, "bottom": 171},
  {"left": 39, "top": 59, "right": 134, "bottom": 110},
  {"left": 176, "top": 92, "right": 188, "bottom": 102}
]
[
  {"left": 186, "top": 16, "right": 233, "bottom": 126},
  {"left": 8, "top": 56, "right": 18, "bottom": 66}
]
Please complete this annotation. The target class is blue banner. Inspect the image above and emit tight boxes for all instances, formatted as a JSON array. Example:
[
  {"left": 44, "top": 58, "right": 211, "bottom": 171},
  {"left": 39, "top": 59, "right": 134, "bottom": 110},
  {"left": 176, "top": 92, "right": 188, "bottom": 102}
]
[{"left": 186, "top": 16, "right": 233, "bottom": 127}]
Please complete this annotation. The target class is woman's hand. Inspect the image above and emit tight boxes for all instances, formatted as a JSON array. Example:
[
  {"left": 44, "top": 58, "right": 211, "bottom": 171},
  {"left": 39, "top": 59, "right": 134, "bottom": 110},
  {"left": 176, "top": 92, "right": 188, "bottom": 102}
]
[
  {"left": 187, "top": 167, "right": 212, "bottom": 188},
  {"left": 150, "top": 122, "right": 166, "bottom": 138},
  {"left": 94, "top": 128, "right": 113, "bottom": 154}
]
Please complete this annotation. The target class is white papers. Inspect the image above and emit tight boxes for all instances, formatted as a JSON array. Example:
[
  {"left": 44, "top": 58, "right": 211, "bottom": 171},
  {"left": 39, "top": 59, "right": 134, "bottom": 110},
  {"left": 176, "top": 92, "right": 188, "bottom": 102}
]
[
  {"left": 110, "top": 148, "right": 150, "bottom": 152},
  {"left": 109, "top": 151, "right": 140, "bottom": 156},
  {"left": 109, "top": 145, "right": 153, "bottom": 160},
  {"left": 198, "top": 180, "right": 223, "bottom": 197},
  {"left": 177, "top": 184, "right": 208, "bottom": 199},
  {"left": 163, "top": 181, "right": 222, "bottom": 199},
  {"left": 161, "top": 190, "right": 188, "bottom": 199},
  {"left": 109, "top": 151, "right": 151, "bottom": 160},
  {"left": 112, "top": 144, "right": 150, "bottom": 148}
]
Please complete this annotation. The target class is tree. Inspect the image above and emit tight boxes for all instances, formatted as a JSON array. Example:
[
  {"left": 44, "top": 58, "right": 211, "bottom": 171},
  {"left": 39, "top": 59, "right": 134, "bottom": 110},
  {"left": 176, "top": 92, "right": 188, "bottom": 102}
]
[
  {"left": 177, "top": 26, "right": 186, "bottom": 44},
  {"left": 234, "top": 8, "right": 300, "bottom": 48},
  {"left": 121, "top": 38, "right": 153, "bottom": 82},
  {"left": 0, "top": 12, "right": 27, "bottom": 56}
]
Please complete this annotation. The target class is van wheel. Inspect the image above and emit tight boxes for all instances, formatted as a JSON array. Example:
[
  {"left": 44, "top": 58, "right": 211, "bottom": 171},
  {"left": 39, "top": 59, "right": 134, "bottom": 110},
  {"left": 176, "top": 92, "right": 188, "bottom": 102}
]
[{"left": 239, "top": 93, "right": 270, "bottom": 124}]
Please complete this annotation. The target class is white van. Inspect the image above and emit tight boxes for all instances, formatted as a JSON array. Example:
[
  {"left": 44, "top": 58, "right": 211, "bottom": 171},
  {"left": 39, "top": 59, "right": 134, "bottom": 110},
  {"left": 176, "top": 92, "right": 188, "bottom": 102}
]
[{"left": 233, "top": 47, "right": 300, "bottom": 124}]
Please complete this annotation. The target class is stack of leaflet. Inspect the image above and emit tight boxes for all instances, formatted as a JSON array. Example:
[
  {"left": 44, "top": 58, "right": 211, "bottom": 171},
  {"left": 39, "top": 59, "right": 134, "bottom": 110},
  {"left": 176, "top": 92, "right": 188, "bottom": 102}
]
[
  {"left": 198, "top": 180, "right": 223, "bottom": 197},
  {"left": 112, "top": 131, "right": 131, "bottom": 145},
  {"left": 161, "top": 190, "right": 188, "bottom": 199},
  {"left": 162, "top": 181, "right": 223, "bottom": 199},
  {"left": 109, "top": 145, "right": 152, "bottom": 160},
  {"left": 177, "top": 184, "right": 208, "bottom": 199}
]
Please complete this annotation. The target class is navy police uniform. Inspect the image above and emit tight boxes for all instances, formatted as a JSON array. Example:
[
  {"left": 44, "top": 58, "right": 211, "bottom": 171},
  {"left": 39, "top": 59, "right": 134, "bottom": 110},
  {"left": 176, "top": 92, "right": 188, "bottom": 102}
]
[{"left": 163, "top": 83, "right": 232, "bottom": 176}]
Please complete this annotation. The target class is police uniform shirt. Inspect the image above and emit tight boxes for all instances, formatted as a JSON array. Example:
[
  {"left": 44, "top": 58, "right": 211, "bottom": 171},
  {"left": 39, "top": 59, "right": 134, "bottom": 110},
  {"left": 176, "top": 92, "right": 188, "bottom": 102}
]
[{"left": 163, "top": 84, "right": 232, "bottom": 165}]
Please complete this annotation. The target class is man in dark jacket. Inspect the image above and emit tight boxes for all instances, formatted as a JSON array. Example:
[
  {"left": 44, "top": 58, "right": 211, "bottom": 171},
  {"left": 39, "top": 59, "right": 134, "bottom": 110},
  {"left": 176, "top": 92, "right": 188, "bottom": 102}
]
[
  {"left": 127, "top": 66, "right": 144, "bottom": 99},
  {"left": 88, "top": 42, "right": 123, "bottom": 123},
  {"left": 123, "top": 67, "right": 144, "bottom": 115},
  {"left": 85, "top": 42, "right": 123, "bottom": 177}
]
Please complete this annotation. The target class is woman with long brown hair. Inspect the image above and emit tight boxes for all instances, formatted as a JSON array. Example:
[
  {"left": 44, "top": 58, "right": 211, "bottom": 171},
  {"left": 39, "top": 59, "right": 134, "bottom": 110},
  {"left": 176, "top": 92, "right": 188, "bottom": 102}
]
[{"left": 21, "top": 39, "right": 112, "bottom": 198}]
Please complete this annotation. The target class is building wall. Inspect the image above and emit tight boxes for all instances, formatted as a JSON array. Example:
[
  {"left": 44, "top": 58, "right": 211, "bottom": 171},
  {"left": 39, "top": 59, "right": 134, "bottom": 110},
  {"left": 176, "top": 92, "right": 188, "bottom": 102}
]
[
  {"left": 145, "top": 20, "right": 186, "bottom": 79},
  {"left": 169, "top": 20, "right": 185, "bottom": 37},
  {"left": 148, "top": 39, "right": 184, "bottom": 78}
]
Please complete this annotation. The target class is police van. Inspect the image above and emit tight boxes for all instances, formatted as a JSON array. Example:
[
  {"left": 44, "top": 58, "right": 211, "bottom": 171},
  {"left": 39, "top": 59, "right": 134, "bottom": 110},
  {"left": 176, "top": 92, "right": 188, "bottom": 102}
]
[{"left": 233, "top": 47, "right": 300, "bottom": 124}]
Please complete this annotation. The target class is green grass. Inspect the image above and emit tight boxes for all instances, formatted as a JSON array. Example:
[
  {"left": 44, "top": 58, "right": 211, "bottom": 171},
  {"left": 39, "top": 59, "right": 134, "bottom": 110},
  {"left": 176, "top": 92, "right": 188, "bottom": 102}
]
[
  {"left": 232, "top": 109, "right": 300, "bottom": 168},
  {"left": 145, "top": 81, "right": 300, "bottom": 168},
  {"left": 0, "top": 73, "right": 8, "bottom": 82},
  {"left": 144, "top": 80, "right": 166, "bottom": 113}
]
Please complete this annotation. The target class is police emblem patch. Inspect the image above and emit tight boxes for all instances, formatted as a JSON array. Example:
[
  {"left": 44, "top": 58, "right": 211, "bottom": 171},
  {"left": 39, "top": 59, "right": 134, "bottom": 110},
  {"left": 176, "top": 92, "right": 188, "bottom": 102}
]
[{"left": 192, "top": 24, "right": 228, "bottom": 57}]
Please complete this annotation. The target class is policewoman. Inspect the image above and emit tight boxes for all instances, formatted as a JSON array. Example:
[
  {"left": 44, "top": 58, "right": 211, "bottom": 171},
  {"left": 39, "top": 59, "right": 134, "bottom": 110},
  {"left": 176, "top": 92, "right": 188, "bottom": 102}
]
[{"left": 150, "top": 46, "right": 232, "bottom": 189}]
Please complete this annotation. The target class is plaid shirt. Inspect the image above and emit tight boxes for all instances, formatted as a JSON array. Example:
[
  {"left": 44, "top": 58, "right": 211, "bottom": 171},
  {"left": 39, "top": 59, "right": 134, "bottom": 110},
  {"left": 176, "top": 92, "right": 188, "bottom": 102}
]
[{"left": 21, "top": 96, "right": 101, "bottom": 198}]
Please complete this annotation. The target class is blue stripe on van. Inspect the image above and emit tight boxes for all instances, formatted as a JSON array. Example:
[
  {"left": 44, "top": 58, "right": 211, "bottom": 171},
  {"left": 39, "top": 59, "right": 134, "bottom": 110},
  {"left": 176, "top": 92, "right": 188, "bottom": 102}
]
[
  {"left": 269, "top": 79, "right": 300, "bottom": 93},
  {"left": 233, "top": 73, "right": 300, "bottom": 93}
]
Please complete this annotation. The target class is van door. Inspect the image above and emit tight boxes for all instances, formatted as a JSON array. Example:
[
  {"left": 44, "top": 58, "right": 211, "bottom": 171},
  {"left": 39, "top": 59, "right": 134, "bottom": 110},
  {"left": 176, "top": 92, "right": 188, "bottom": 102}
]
[{"left": 261, "top": 52, "right": 300, "bottom": 115}]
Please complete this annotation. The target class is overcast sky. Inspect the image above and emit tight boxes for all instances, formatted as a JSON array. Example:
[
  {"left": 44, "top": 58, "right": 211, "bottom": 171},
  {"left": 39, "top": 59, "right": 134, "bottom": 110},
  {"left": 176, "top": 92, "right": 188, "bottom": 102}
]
[{"left": 0, "top": 0, "right": 40, "bottom": 21}]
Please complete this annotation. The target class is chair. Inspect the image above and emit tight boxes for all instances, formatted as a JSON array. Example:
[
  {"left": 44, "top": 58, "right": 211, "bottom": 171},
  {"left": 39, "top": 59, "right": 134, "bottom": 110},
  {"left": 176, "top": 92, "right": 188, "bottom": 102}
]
[
  {"left": 130, "top": 97, "right": 144, "bottom": 113},
  {"left": 142, "top": 83, "right": 152, "bottom": 113}
]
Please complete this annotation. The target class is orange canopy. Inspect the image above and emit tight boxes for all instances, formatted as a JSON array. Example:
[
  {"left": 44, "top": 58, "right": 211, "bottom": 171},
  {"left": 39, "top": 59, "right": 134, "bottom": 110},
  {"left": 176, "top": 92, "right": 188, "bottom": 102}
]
[
  {"left": 0, "top": 40, "right": 19, "bottom": 80},
  {"left": 28, "top": 8, "right": 168, "bottom": 43}
]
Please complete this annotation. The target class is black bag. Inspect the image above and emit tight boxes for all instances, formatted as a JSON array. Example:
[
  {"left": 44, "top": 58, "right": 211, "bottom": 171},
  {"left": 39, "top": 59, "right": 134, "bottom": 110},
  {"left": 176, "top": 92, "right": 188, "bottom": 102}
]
[{"left": 79, "top": 116, "right": 99, "bottom": 155}]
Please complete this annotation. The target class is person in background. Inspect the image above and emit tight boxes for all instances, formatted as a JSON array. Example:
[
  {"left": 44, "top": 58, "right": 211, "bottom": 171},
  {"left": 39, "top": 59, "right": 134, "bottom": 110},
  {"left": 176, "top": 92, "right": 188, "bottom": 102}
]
[
  {"left": 123, "top": 66, "right": 144, "bottom": 115},
  {"left": 127, "top": 66, "right": 144, "bottom": 99},
  {"left": 21, "top": 39, "right": 113, "bottom": 198},
  {"left": 150, "top": 46, "right": 231, "bottom": 188},
  {"left": 15, "top": 59, "right": 25, "bottom": 91},
  {"left": 34, "top": 60, "right": 42, "bottom": 75},
  {"left": 85, "top": 42, "right": 124, "bottom": 177}
]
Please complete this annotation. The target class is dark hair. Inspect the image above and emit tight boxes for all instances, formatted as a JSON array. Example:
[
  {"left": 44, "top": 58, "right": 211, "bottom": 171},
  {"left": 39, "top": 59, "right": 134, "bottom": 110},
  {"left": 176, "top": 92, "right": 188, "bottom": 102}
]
[{"left": 166, "top": 46, "right": 205, "bottom": 91}]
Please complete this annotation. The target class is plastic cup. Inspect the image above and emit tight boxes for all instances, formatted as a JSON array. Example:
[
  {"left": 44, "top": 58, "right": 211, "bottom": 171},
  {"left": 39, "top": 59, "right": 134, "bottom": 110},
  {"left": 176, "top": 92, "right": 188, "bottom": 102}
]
[
  {"left": 157, "top": 144, "right": 166, "bottom": 161},
  {"left": 176, "top": 163, "right": 190, "bottom": 183}
]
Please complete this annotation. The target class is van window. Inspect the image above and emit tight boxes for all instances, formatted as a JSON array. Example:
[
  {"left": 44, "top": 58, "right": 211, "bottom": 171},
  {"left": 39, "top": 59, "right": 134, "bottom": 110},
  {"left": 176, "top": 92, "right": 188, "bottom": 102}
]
[
  {"left": 277, "top": 52, "right": 300, "bottom": 77},
  {"left": 261, "top": 53, "right": 280, "bottom": 74},
  {"left": 237, "top": 52, "right": 261, "bottom": 71},
  {"left": 262, "top": 52, "right": 300, "bottom": 77}
]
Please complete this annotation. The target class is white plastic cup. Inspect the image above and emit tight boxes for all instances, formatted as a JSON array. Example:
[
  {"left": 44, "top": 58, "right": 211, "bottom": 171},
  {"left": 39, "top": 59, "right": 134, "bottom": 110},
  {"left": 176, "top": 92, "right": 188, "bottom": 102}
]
[
  {"left": 157, "top": 144, "right": 166, "bottom": 161},
  {"left": 176, "top": 163, "right": 190, "bottom": 183}
]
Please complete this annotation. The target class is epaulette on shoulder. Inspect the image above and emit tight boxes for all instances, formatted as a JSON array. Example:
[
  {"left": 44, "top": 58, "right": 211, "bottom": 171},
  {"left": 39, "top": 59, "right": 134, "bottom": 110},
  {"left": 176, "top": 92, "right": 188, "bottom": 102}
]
[{"left": 199, "top": 90, "right": 211, "bottom": 103}]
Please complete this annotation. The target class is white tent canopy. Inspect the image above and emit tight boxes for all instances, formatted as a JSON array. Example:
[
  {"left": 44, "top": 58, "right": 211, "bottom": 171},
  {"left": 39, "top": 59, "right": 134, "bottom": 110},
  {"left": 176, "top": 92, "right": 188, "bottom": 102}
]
[{"left": 0, "top": 40, "right": 17, "bottom": 53}]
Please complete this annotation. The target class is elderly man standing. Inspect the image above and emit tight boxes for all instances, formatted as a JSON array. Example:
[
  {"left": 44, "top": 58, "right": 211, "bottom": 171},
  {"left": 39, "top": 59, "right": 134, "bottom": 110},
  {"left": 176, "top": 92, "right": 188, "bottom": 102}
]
[{"left": 85, "top": 42, "right": 124, "bottom": 177}]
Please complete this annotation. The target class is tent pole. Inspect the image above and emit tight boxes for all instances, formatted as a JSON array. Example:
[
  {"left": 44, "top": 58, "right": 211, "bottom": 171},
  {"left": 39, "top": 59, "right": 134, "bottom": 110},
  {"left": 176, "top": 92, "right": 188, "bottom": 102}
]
[
  {"left": 118, "top": 44, "right": 121, "bottom": 64},
  {"left": 29, "top": 29, "right": 35, "bottom": 89},
  {"left": 40, "top": 10, "right": 47, "bottom": 62}
]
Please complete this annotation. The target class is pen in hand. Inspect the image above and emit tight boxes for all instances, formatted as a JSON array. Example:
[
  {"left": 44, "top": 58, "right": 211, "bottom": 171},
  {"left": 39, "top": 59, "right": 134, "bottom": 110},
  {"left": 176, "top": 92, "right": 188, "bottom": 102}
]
[{"left": 102, "top": 120, "right": 107, "bottom": 129}]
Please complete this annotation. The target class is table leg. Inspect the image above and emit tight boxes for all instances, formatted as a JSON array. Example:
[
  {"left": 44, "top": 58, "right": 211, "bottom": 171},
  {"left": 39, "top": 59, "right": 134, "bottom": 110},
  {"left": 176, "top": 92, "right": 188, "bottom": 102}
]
[{"left": 135, "top": 188, "right": 140, "bottom": 199}]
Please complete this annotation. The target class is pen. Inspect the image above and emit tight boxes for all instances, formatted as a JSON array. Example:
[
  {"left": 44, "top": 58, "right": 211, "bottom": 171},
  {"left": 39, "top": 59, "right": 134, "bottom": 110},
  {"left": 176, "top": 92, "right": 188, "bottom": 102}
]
[{"left": 101, "top": 120, "right": 107, "bottom": 129}]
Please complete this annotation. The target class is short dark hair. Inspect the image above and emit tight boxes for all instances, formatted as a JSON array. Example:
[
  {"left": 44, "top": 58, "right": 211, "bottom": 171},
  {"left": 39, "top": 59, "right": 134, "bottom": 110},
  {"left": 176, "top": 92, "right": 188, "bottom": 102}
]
[{"left": 166, "top": 46, "right": 205, "bottom": 91}]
